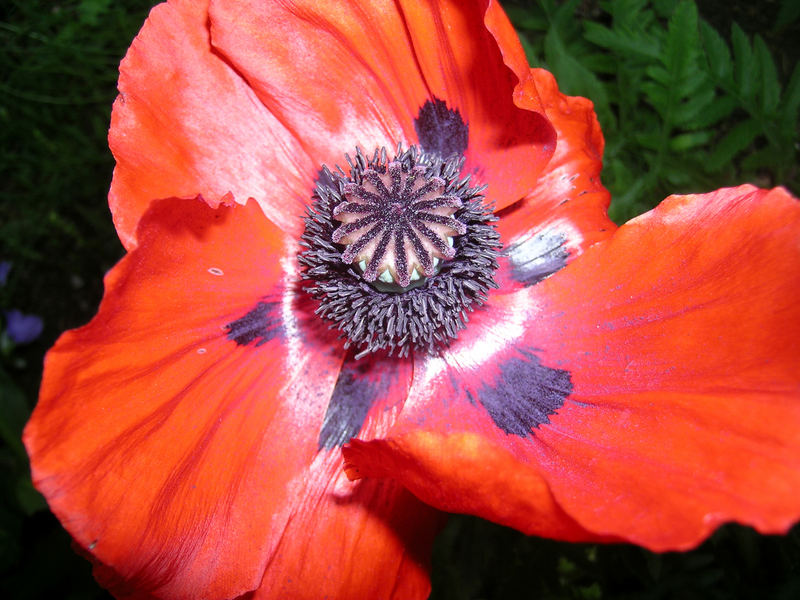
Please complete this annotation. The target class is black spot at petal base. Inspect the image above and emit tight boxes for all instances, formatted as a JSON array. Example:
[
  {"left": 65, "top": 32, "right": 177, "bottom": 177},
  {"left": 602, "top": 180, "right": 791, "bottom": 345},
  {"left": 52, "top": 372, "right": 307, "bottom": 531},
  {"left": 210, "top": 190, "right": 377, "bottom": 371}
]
[
  {"left": 414, "top": 98, "right": 469, "bottom": 160},
  {"left": 471, "top": 348, "right": 572, "bottom": 437},
  {"left": 318, "top": 359, "right": 395, "bottom": 449},
  {"left": 505, "top": 230, "right": 569, "bottom": 287},
  {"left": 226, "top": 301, "right": 282, "bottom": 346}
]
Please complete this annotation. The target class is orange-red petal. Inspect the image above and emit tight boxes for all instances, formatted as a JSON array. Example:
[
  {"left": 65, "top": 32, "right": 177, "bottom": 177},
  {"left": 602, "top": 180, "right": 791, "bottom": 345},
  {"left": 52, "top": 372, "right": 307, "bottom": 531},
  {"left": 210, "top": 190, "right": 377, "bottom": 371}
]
[
  {"left": 110, "top": 0, "right": 564, "bottom": 250},
  {"left": 345, "top": 185, "right": 800, "bottom": 550},
  {"left": 109, "top": 0, "right": 316, "bottom": 249},
  {"left": 208, "top": 0, "right": 554, "bottom": 209},
  {"left": 253, "top": 456, "right": 442, "bottom": 599},
  {"left": 392, "top": 0, "right": 556, "bottom": 207},
  {"left": 495, "top": 69, "right": 616, "bottom": 291},
  {"left": 24, "top": 197, "right": 439, "bottom": 599}
]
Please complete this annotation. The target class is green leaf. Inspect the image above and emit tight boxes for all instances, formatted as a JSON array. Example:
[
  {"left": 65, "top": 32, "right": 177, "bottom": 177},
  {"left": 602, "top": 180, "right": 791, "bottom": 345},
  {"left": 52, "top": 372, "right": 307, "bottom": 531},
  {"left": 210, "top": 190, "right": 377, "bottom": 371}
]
[
  {"left": 503, "top": 4, "right": 548, "bottom": 31},
  {"left": 653, "top": 0, "right": 680, "bottom": 18},
  {"left": 548, "top": 0, "right": 583, "bottom": 32},
  {"left": 664, "top": 162, "right": 696, "bottom": 186},
  {"left": 634, "top": 130, "right": 664, "bottom": 151},
  {"left": 645, "top": 64, "right": 671, "bottom": 86},
  {"left": 669, "top": 130, "right": 714, "bottom": 151},
  {"left": 608, "top": 0, "right": 655, "bottom": 32},
  {"left": 780, "top": 61, "right": 800, "bottom": 133},
  {"left": 741, "top": 146, "right": 790, "bottom": 172},
  {"left": 754, "top": 35, "right": 781, "bottom": 115},
  {"left": 641, "top": 79, "right": 668, "bottom": 114},
  {"left": 583, "top": 21, "right": 660, "bottom": 59},
  {"left": 731, "top": 23, "right": 756, "bottom": 104},
  {"left": 700, "top": 20, "right": 732, "bottom": 84},
  {"left": 707, "top": 119, "right": 760, "bottom": 171},
  {"left": 663, "top": 0, "right": 698, "bottom": 78},
  {"left": 78, "top": 0, "right": 113, "bottom": 26},
  {"left": 642, "top": 1, "right": 705, "bottom": 124},
  {"left": 581, "top": 52, "right": 618, "bottom": 76},
  {"left": 681, "top": 69, "right": 711, "bottom": 97},
  {"left": 684, "top": 95, "right": 737, "bottom": 129},
  {"left": 672, "top": 88, "right": 716, "bottom": 126}
]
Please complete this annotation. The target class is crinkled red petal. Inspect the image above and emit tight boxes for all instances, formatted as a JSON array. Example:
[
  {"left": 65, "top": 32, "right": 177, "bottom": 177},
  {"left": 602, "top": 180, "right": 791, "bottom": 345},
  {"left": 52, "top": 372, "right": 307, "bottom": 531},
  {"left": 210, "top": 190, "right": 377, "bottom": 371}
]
[
  {"left": 394, "top": 0, "right": 556, "bottom": 208},
  {"left": 495, "top": 69, "right": 616, "bottom": 292},
  {"left": 108, "top": 0, "right": 316, "bottom": 249},
  {"left": 345, "top": 185, "right": 800, "bottom": 550},
  {"left": 110, "top": 0, "right": 558, "bottom": 248},
  {"left": 24, "top": 197, "right": 439, "bottom": 599},
  {"left": 208, "top": 0, "right": 555, "bottom": 210}
]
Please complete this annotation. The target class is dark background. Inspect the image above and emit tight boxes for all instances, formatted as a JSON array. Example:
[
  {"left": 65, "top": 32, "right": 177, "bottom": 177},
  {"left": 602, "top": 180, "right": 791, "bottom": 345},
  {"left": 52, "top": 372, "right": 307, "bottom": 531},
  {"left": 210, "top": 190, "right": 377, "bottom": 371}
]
[{"left": 1, "top": 1, "right": 798, "bottom": 598}]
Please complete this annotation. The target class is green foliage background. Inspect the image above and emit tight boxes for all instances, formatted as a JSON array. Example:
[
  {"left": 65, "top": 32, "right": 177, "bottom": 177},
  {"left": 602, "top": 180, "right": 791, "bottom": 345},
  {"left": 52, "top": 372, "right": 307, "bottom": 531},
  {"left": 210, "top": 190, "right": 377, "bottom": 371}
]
[
  {"left": 1, "top": 0, "right": 798, "bottom": 598},
  {"left": 507, "top": 0, "right": 799, "bottom": 222}
]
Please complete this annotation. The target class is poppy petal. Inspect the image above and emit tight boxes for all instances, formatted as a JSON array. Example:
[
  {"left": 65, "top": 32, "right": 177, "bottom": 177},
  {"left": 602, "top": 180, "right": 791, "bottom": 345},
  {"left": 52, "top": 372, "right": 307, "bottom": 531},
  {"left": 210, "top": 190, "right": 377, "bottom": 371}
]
[
  {"left": 207, "top": 0, "right": 555, "bottom": 209},
  {"left": 393, "top": 0, "right": 556, "bottom": 207},
  {"left": 24, "top": 197, "right": 438, "bottom": 598},
  {"left": 251, "top": 457, "right": 442, "bottom": 599},
  {"left": 343, "top": 292, "right": 609, "bottom": 544},
  {"left": 344, "top": 185, "right": 800, "bottom": 550},
  {"left": 109, "top": 0, "right": 316, "bottom": 249},
  {"left": 319, "top": 352, "right": 415, "bottom": 449},
  {"left": 495, "top": 69, "right": 616, "bottom": 292}
]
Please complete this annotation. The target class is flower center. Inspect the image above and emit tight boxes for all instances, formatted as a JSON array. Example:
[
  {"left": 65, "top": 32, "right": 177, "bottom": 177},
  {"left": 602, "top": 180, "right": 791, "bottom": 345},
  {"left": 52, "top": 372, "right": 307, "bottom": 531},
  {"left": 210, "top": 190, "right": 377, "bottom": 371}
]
[
  {"left": 300, "top": 145, "right": 499, "bottom": 358},
  {"left": 331, "top": 162, "right": 467, "bottom": 290}
]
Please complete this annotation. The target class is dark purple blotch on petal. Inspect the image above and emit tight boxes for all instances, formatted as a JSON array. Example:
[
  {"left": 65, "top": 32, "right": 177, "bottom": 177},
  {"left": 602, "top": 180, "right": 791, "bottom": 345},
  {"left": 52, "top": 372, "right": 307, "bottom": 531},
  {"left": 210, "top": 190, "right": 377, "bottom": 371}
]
[
  {"left": 505, "top": 230, "right": 569, "bottom": 287},
  {"left": 414, "top": 98, "right": 469, "bottom": 160},
  {"left": 469, "top": 348, "right": 572, "bottom": 437},
  {"left": 318, "top": 359, "right": 394, "bottom": 449},
  {"left": 225, "top": 301, "right": 281, "bottom": 347}
]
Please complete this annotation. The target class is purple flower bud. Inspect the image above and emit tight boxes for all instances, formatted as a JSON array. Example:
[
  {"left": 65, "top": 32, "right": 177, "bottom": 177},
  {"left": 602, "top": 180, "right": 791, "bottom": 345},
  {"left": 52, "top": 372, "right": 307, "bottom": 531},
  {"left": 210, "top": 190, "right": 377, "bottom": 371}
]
[{"left": 4, "top": 309, "right": 44, "bottom": 344}]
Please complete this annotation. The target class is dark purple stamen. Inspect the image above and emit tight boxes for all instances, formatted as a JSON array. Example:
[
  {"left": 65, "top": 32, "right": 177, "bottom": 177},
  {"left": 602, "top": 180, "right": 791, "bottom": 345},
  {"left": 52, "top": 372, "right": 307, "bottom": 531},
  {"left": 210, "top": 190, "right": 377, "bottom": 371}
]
[{"left": 300, "top": 146, "right": 500, "bottom": 358}]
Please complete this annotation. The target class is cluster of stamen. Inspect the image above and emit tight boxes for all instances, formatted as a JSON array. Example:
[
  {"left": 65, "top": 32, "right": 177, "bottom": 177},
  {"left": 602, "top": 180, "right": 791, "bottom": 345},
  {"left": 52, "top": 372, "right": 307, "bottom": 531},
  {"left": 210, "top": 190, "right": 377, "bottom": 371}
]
[
  {"left": 300, "top": 145, "right": 499, "bottom": 358},
  {"left": 332, "top": 162, "right": 466, "bottom": 289}
]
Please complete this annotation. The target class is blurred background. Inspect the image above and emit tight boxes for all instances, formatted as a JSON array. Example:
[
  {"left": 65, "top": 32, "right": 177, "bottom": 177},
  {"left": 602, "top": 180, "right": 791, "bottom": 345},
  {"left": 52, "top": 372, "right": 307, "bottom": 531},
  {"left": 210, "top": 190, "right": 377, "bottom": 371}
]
[{"left": 1, "top": 0, "right": 798, "bottom": 598}]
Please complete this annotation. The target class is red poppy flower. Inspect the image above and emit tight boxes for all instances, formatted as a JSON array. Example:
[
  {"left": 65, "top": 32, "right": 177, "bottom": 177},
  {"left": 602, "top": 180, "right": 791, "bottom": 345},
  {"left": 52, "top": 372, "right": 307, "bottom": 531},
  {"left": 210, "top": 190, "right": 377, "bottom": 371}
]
[{"left": 23, "top": 1, "right": 800, "bottom": 599}]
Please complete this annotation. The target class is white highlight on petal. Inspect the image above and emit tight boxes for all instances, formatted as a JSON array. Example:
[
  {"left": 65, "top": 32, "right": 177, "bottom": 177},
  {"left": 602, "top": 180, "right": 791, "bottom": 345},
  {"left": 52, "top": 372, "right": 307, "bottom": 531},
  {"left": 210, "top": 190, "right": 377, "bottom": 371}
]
[
  {"left": 280, "top": 245, "right": 303, "bottom": 368},
  {"left": 379, "top": 269, "right": 394, "bottom": 283},
  {"left": 197, "top": 348, "right": 207, "bottom": 354},
  {"left": 208, "top": 267, "right": 224, "bottom": 276},
  {"left": 358, "top": 259, "right": 367, "bottom": 272},
  {"left": 417, "top": 290, "right": 536, "bottom": 398}
]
